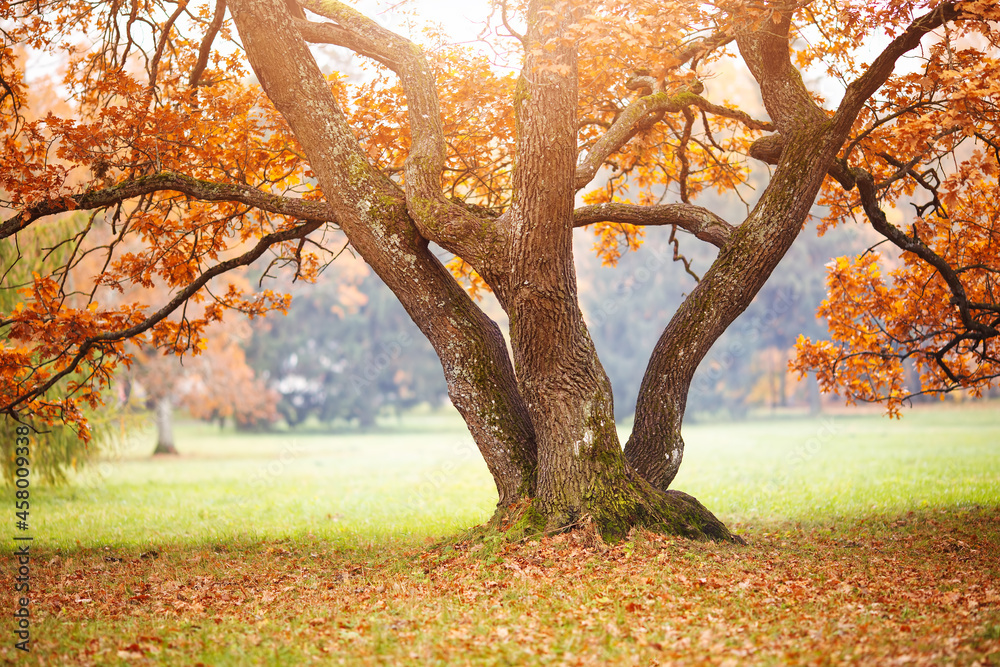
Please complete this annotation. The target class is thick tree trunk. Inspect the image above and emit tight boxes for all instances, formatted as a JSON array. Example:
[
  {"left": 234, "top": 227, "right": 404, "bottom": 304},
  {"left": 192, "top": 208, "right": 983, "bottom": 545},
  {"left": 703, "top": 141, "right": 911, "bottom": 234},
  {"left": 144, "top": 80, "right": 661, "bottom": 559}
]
[
  {"left": 493, "top": 1, "right": 632, "bottom": 531},
  {"left": 483, "top": 2, "right": 741, "bottom": 541},
  {"left": 229, "top": 0, "right": 744, "bottom": 541},
  {"left": 229, "top": 0, "right": 537, "bottom": 507},
  {"left": 153, "top": 396, "right": 178, "bottom": 455},
  {"left": 624, "top": 12, "right": 859, "bottom": 491}
]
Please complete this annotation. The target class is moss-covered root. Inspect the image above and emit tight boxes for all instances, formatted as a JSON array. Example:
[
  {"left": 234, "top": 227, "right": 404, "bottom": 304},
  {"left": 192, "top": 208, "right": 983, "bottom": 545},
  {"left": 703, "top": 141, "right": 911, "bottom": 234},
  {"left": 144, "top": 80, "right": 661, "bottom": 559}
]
[
  {"left": 655, "top": 490, "right": 745, "bottom": 544},
  {"left": 480, "top": 491, "right": 744, "bottom": 546},
  {"left": 485, "top": 499, "right": 542, "bottom": 542},
  {"left": 584, "top": 482, "right": 744, "bottom": 544}
]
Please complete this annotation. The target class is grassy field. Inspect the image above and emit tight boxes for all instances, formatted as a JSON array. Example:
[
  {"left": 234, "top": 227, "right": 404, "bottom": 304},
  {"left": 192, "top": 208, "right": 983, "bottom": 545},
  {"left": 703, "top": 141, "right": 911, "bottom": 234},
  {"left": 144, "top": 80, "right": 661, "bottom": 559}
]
[{"left": 1, "top": 403, "right": 999, "bottom": 665}]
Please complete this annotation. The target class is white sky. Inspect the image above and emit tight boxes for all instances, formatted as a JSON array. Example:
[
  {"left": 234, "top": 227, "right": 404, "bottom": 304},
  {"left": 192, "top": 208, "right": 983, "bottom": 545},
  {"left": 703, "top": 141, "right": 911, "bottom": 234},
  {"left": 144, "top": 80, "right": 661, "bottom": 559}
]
[
  {"left": 344, "top": 0, "right": 497, "bottom": 46},
  {"left": 21, "top": 1, "right": 498, "bottom": 85}
]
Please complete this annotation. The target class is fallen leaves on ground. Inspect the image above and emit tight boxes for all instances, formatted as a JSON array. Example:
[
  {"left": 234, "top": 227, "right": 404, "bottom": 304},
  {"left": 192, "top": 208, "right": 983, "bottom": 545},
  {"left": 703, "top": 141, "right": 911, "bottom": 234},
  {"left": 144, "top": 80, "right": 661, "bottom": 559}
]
[{"left": 2, "top": 505, "right": 999, "bottom": 666}]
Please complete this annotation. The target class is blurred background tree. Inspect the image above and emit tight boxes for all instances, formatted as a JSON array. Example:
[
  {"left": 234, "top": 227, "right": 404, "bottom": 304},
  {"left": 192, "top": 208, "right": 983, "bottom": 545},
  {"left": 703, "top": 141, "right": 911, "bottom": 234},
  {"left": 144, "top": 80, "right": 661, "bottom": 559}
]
[
  {"left": 243, "top": 254, "right": 448, "bottom": 429},
  {"left": 0, "top": 216, "right": 135, "bottom": 482}
]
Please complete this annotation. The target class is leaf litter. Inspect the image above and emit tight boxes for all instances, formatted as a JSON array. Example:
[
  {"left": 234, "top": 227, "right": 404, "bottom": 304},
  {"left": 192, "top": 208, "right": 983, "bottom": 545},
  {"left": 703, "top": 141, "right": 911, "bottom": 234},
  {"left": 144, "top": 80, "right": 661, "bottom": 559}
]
[{"left": 1, "top": 505, "right": 998, "bottom": 665}]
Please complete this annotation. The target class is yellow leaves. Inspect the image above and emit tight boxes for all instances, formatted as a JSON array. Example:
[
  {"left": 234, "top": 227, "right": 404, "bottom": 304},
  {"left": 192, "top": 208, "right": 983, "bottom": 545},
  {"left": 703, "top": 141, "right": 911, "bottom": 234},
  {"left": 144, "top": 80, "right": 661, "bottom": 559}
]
[
  {"left": 335, "top": 282, "right": 369, "bottom": 316},
  {"left": 347, "top": 49, "right": 517, "bottom": 210},
  {"left": 4, "top": 0, "right": 999, "bottom": 429},
  {"left": 797, "top": 176, "right": 1000, "bottom": 411},
  {"left": 591, "top": 221, "right": 645, "bottom": 267},
  {"left": 446, "top": 257, "right": 491, "bottom": 301}
]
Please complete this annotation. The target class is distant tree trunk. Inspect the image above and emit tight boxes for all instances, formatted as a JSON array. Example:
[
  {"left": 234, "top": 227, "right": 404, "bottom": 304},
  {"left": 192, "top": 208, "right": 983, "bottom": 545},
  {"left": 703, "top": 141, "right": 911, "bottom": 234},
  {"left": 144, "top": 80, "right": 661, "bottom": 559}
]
[
  {"left": 357, "top": 407, "right": 377, "bottom": 429},
  {"left": 770, "top": 356, "right": 779, "bottom": 411},
  {"left": 808, "top": 372, "right": 823, "bottom": 415},
  {"left": 779, "top": 357, "right": 788, "bottom": 408},
  {"left": 153, "top": 396, "right": 178, "bottom": 455},
  {"left": 905, "top": 358, "right": 931, "bottom": 403}
]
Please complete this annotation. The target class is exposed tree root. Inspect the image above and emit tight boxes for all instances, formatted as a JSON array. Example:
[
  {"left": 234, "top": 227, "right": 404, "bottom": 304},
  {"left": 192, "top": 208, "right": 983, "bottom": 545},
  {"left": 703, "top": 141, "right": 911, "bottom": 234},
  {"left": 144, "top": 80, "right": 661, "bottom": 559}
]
[{"left": 481, "top": 487, "right": 744, "bottom": 546}]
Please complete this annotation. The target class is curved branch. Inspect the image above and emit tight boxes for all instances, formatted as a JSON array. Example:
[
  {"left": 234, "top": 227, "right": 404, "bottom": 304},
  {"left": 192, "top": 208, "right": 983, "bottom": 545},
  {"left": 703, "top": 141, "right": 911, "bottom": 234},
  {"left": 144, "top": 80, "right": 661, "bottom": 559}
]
[
  {"left": 575, "top": 91, "right": 773, "bottom": 190},
  {"left": 667, "top": 31, "right": 734, "bottom": 71},
  {"left": 148, "top": 1, "right": 188, "bottom": 90},
  {"left": 229, "top": 0, "right": 540, "bottom": 504},
  {"left": 853, "top": 166, "right": 999, "bottom": 339},
  {"left": 189, "top": 0, "right": 228, "bottom": 87},
  {"left": 1, "top": 218, "right": 324, "bottom": 415},
  {"left": 500, "top": 0, "right": 525, "bottom": 44},
  {"left": 573, "top": 202, "right": 733, "bottom": 248},
  {"left": 0, "top": 172, "right": 337, "bottom": 241},
  {"left": 735, "top": 6, "right": 828, "bottom": 135},
  {"left": 293, "top": 11, "right": 393, "bottom": 68},
  {"left": 837, "top": 2, "right": 962, "bottom": 124},
  {"left": 295, "top": 3, "right": 497, "bottom": 261},
  {"left": 748, "top": 132, "right": 857, "bottom": 190}
]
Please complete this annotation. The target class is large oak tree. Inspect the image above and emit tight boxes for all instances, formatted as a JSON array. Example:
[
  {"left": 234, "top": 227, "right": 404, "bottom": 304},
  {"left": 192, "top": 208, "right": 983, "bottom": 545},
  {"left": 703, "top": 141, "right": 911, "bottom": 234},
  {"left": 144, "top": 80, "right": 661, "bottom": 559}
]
[{"left": 2, "top": 0, "right": 999, "bottom": 539}]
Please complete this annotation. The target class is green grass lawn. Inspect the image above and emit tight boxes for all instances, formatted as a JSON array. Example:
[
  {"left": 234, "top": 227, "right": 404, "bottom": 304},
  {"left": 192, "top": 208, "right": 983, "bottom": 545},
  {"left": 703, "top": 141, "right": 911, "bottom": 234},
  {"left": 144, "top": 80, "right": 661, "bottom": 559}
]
[
  {"left": 34, "top": 411, "right": 496, "bottom": 550},
  {"left": 675, "top": 404, "right": 1000, "bottom": 524},
  {"left": 25, "top": 402, "right": 1000, "bottom": 551},
  {"left": 2, "top": 403, "right": 999, "bottom": 665}
]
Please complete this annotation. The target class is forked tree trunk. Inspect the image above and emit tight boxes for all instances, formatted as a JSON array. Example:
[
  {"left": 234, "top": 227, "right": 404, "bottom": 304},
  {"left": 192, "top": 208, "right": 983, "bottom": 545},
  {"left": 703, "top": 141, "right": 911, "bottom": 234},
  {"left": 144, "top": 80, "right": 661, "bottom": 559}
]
[
  {"left": 229, "top": 0, "right": 863, "bottom": 542},
  {"left": 481, "top": 4, "right": 727, "bottom": 540}
]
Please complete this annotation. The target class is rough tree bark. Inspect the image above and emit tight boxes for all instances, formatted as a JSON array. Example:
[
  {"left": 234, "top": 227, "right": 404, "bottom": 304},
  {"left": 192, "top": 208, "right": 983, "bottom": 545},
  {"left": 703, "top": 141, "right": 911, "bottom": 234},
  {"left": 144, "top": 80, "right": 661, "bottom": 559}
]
[
  {"left": 223, "top": 0, "right": 958, "bottom": 541},
  {"left": 228, "top": 0, "right": 538, "bottom": 508},
  {"left": 622, "top": 5, "right": 950, "bottom": 490}
]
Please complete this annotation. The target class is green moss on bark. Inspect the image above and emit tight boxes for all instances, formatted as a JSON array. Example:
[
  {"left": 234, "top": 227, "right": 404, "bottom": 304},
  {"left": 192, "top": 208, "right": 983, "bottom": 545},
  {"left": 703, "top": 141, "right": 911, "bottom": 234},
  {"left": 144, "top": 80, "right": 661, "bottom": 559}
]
[
  {"left": 587, "top": 482, "right": 740, "bottom": 543},
  {"left": 472, "top": 483, "right": 740, "bottom": 547}
]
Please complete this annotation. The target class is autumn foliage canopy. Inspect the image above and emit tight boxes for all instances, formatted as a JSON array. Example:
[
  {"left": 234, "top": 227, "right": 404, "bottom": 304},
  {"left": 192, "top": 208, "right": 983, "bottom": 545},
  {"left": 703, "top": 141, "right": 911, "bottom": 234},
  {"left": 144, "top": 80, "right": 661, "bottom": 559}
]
[{"left": 2, "top": 0, "right": 1000, "bottom": 533}]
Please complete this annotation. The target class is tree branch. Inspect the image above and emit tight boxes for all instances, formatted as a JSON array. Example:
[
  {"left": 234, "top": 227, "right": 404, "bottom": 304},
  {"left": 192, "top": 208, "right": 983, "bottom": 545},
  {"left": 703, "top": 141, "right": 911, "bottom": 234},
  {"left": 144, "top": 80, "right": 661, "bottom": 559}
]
[
  {"left": 748, "top": 131, "right": 857, "bottom": 189},
  {"left": 189, "top": 0, "right": 228, "bottom": 87},
  {"left": 667, "top": 31, "right": 734, "bottom": 71},
  {"left": 573, "top": 202, "right": 733, "bottom": 248},
  {"left": 837, "top": 2, "right": 962, "bottom": 124},
  {"left": 575, "top": 90, "right": 773, "bottom": 190},
  {"left": 148, "top": 0, "right": 188, "bottom": 90},
  {"left": 853, "top": 165, "right": 999, "bottom": 340},
  {"left": 2, "top": 218, "right": 324, "bottom": 416},
  {"left": 625, "top": 117, "right": 850, "bottom": 490},
  {"left": 0, "top": 172, "right": 337, "bottom": 241},
  {"left": 229, "top": 0, "right": 540, "bottom": 499},
  {"left": 735, "top": 5, "right": 828, "bottom": 135},
  {"left": 295, "top": 3, "right": 498, "bottom": 262}
]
